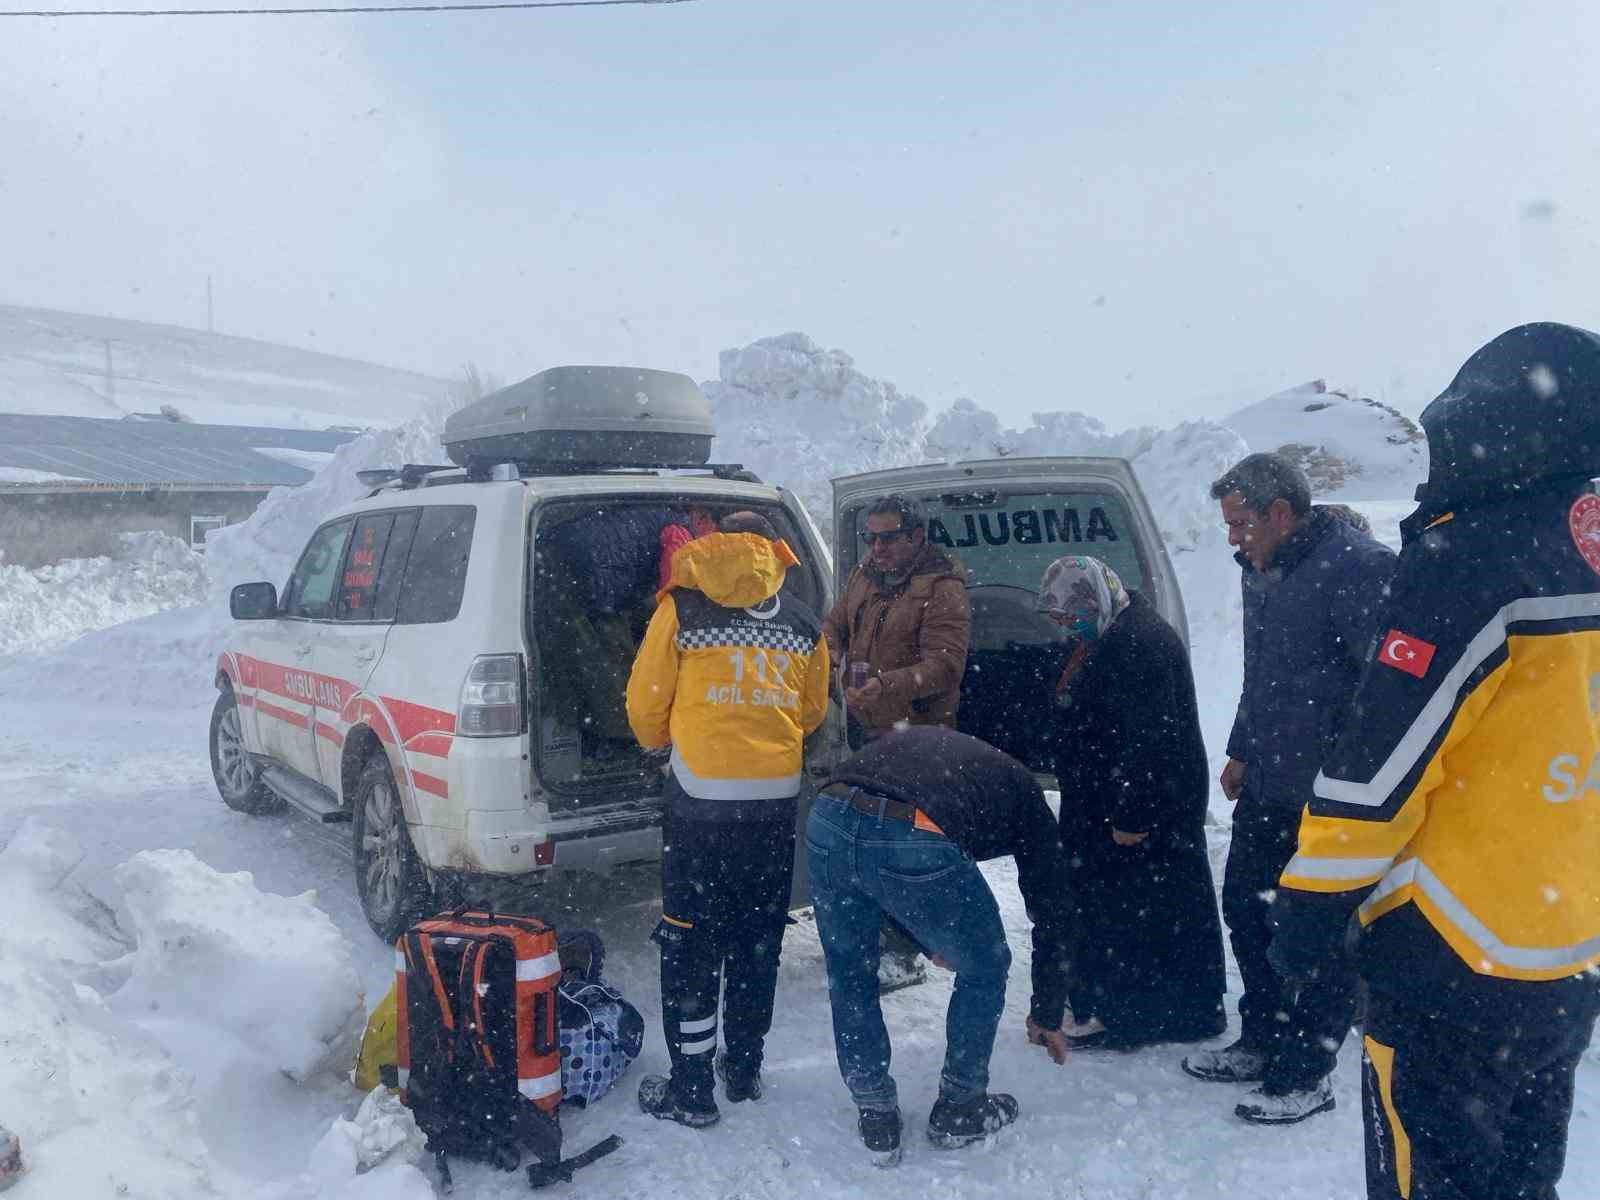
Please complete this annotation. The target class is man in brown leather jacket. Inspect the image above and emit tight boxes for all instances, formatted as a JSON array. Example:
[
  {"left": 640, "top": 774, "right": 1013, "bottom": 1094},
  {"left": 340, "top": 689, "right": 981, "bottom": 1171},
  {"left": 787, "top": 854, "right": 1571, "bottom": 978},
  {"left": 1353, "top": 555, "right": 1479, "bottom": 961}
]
[
  {"left": 822, "top": 494, "right": 971, "bottom": 991},
  {"left": 822, "top": 495, "right": 971, "bottom": 742}
]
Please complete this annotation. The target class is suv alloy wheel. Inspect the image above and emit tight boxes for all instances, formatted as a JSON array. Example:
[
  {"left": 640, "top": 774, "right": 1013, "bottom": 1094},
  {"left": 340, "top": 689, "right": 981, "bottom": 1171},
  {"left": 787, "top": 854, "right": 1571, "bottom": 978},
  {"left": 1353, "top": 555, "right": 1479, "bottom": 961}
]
[
  {"left": 352, "top": 753, "right": 429, "bottom": 941},
  {"left": 209, "top": 690, "right": 282, "bottom": 815}
]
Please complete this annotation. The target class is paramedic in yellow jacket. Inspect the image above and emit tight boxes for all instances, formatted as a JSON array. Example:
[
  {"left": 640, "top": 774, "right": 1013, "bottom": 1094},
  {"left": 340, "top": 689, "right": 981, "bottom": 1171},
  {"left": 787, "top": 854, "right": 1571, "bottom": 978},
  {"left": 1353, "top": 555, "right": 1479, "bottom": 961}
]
[
  {"left": 1270, "top": 323, "right": 1600, "bottom": 1200},
  {"left": 626, "top": 510, "right": 830, "bottom": 1129}
]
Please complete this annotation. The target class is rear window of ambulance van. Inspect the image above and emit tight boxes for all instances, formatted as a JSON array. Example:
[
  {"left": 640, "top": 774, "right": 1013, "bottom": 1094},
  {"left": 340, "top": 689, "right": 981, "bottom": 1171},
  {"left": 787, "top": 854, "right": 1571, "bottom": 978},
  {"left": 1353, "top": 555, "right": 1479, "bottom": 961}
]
[{"left": 922, "top": 490, "right": 1147, "bottom": 593}]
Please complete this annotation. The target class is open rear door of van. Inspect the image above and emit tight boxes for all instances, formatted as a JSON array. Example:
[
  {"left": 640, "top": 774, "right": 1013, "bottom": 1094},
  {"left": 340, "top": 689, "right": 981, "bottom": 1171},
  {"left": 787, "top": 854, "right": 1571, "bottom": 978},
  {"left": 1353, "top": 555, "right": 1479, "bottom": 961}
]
[{"left": 830, "top": 457, "right": 1185, "bottom": 774}]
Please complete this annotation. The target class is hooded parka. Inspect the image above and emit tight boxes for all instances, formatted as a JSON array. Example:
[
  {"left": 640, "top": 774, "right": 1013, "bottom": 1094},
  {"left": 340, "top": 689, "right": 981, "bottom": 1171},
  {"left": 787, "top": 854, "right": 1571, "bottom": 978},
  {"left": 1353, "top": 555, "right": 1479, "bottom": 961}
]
[{"left": 626, "top": 532, "right": 830, "bottom": 813}]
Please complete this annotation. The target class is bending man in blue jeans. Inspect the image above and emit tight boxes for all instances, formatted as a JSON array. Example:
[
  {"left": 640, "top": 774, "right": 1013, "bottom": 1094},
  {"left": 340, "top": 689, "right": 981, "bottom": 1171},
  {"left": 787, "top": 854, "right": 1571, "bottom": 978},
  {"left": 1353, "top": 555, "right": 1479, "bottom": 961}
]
[{"left": 807, "top": 725, "right": 1073, "bottom": 1164}]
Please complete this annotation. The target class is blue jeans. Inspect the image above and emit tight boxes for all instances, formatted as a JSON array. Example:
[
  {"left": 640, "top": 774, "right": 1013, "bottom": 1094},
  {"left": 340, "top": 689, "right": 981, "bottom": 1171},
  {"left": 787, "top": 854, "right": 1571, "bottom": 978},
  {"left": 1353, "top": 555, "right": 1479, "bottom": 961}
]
[{"left": 806, "top": 792, "right": 1011, "bottom": 1112}]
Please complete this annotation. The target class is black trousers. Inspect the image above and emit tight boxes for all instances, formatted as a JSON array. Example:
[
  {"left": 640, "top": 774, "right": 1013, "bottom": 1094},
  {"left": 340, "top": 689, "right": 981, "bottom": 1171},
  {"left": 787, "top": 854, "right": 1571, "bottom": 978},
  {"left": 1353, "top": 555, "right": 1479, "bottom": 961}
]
[
  {"left": 1363, "top": 990, "right": 1597, "bottom": 1200},
  {"left": 653, "top": 806, "right": 795, "bottom": 1105},
  {"left": 1222, "top": 796, "right": 1356, "bottom": 1090}
]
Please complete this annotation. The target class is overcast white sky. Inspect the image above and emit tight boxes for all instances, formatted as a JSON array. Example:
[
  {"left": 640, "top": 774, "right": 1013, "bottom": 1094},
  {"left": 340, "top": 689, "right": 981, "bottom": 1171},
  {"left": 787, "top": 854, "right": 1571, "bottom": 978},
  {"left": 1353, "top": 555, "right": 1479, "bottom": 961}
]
[{"left": 2, "top": 0, "right": 1597, "bottom": 427}]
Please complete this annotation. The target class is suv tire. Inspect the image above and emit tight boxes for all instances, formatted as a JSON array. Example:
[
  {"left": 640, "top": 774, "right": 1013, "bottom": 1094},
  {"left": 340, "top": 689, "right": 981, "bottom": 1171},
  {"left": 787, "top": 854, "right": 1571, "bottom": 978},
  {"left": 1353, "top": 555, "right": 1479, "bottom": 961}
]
[
  {"left": 353, "top": 753, "right": 429, "bottom": 941},
  {"left": 209, "top": 690, "right": 282, "bottom": 815}
]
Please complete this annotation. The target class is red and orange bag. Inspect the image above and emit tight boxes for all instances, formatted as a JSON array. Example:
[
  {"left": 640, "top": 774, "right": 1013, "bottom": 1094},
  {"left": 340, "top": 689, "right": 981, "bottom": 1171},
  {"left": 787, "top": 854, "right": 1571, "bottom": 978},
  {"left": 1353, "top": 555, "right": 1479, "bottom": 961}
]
[{"left": 395, "top": 910, "right": 565, "bottom": 1182}]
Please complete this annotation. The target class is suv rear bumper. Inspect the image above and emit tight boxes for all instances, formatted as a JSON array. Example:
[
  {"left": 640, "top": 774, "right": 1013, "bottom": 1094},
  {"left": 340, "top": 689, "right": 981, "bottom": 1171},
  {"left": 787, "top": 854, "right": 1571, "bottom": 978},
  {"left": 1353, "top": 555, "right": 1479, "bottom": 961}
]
[{"left": 446, "top": 803, "right": 663, "bottom": 876}]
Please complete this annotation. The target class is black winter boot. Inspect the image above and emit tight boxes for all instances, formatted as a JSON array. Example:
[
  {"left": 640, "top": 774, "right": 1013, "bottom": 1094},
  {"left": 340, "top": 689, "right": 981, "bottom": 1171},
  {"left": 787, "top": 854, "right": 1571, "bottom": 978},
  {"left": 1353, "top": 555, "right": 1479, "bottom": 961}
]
[
  {"left": 857, "top": 1107, "right": 902, "bottom": 1167},
  {"left": 926, "top": 1093, "right": 1019, "bottom": 1148},
  {"left": 715, "top": 1052, "right": 763, "bottom": 1103},
  {"left": 637, "top": 1075, "right": 720, "bottom": 1129}
]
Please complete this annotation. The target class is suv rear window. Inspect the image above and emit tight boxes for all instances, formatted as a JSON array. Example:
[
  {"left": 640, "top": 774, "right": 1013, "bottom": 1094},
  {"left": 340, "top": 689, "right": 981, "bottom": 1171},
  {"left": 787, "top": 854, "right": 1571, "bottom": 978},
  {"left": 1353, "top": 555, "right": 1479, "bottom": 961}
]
[
  {"left": 396, "top": 506, "right": 476, "bottom": 624},
  {"left": 528, "top": 497, "right": 823, "bottom": 794},
  {"left": 922, "top": 490, "right": 1147, "bottom": 593}
]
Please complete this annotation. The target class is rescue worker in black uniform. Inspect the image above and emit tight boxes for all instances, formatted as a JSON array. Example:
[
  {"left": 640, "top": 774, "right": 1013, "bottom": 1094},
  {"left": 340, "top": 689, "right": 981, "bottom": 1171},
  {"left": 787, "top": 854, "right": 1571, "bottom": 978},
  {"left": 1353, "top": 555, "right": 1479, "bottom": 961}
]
[
  {"left": 1270, "top": 322, "right": 1600, "bottom": 1199},
  {"left": 625, "top": 511, "right": 831, "bottom": 1128}
]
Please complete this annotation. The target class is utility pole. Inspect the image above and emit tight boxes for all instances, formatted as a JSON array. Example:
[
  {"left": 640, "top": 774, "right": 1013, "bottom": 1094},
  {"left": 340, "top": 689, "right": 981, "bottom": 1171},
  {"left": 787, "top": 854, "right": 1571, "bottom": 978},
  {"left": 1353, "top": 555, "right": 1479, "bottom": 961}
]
[{"left": 206, "top": 274, "right": 214, "bottom": 334}]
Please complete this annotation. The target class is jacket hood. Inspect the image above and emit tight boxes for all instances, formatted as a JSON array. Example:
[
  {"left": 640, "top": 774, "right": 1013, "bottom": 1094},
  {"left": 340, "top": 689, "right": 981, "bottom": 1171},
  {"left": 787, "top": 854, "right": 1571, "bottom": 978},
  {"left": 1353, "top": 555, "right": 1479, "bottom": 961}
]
[
  {"left": 664, "top": 532, "right": 799, "bottom": 608},
  {"left": 1415, "top": 321, "right": 1600, "bottom": 519}
]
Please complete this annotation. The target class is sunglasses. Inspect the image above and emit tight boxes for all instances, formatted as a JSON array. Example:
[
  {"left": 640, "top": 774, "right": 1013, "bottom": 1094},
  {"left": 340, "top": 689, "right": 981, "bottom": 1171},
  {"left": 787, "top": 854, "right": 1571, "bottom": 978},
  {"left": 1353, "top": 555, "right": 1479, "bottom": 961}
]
[{"left": 859, "top": 528, "right": 914, "bottom": 546}]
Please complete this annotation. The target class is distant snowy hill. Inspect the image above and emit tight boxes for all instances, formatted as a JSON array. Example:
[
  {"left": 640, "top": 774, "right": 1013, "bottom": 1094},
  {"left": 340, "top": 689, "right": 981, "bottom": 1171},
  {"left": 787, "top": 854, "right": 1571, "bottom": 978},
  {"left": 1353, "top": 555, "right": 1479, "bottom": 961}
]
[
  {"left": 0, "top": 305, "right": 449, "bottom": 429},
  {"left": 1224, "top": 379, "right": 1427, "bottom": 500}
]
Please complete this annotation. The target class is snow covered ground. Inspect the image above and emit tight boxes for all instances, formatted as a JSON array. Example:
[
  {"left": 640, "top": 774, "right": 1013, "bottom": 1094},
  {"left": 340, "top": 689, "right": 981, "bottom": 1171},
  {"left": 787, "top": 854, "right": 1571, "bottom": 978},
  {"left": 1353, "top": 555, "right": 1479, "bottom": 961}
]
[{"left": 0, "top": 333, "right": 1594, "bottom": 1198}]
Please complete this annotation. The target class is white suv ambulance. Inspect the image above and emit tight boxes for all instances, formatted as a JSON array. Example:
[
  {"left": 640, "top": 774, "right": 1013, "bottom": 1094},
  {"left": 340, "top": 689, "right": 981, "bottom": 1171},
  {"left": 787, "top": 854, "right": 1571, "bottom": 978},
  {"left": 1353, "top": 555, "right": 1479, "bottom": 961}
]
[{"left": 210, "top": 365, "right": 1184, "bottom": 941}]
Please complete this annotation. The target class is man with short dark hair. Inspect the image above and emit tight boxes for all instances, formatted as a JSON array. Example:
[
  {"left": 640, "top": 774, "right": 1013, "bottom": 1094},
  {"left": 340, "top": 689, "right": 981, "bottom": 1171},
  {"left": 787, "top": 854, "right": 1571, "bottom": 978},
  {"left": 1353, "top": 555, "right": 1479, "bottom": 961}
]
[
  {"left": 626, "top": 509, "right": 830, "bottom": 1128},
  {"left": 821, "top": 493, "right": 972, "bottom": 989},
  {"left": 822, "top": 494, "right": 970, "bottom": 739},
  {"left": 1182, "top": 452, "right": 1396, "bottom": 1125}
]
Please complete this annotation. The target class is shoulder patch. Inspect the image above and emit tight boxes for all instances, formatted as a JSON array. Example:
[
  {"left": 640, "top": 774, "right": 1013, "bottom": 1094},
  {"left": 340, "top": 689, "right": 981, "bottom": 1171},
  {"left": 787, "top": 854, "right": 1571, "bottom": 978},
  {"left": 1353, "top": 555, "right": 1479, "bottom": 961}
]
[
  {"left": 1568, "top": 494, "right": 1600, "bottom": 576},
  {"left": 1377, "top": 629, "right": 1436, "bottom": 678}
]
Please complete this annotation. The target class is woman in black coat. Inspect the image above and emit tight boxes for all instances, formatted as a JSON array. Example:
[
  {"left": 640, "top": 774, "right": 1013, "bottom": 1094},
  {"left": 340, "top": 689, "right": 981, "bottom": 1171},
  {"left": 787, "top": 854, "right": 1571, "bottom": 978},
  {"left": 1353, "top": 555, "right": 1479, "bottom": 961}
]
[{"left": 1036, "top": 555, "right": 1226, "bottom": 1049}]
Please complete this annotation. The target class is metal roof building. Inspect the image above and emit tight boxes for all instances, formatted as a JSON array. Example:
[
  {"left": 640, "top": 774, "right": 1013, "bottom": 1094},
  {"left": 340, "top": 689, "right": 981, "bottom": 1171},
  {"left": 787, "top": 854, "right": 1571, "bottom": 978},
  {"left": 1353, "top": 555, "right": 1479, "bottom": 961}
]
[
  {"left": 0, "top": 414, "right": 364, "bottom": 567},
  {"left": 0, "top": 413, "right": 360, "bottom": 492}
]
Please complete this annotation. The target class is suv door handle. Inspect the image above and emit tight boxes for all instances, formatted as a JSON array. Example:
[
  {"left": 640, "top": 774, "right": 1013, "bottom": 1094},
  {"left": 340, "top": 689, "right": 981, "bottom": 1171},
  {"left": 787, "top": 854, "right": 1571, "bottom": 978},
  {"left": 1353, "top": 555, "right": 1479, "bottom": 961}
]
[{"left": 293, "top": 642, "right": 313, "bottom": 658}]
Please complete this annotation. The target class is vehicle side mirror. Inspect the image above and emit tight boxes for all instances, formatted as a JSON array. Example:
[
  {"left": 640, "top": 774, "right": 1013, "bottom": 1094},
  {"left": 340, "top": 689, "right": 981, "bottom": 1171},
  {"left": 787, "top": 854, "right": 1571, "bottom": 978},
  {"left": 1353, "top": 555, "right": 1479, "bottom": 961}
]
[{"left": 230, "top": 581, "right": 279, "bottom": 620}]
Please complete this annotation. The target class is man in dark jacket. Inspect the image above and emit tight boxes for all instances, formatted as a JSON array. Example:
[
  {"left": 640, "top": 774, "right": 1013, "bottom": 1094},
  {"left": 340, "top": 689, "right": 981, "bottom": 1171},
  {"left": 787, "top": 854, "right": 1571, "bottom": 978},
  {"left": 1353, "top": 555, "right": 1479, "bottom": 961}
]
[
  {"left": 1271, "top": 323, "right": 1600, "bottom": 1199},
  {"left": 807, "top": 726, "right": 1072, "bottom": 1165},
  {"left": 1181, "top": 452, "right": 1396, "bottom": 1124}
]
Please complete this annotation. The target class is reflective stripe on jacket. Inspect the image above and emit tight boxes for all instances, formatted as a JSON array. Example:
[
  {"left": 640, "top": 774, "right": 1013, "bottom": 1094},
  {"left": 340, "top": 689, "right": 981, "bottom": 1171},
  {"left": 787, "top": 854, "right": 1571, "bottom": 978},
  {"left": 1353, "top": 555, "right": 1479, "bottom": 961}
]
[
  {"left": 1274, "top": 483, "right": 1600, "bottom": 1028},
  {"left": 626, "top": 533, "right": 829, "bottom": 804}
]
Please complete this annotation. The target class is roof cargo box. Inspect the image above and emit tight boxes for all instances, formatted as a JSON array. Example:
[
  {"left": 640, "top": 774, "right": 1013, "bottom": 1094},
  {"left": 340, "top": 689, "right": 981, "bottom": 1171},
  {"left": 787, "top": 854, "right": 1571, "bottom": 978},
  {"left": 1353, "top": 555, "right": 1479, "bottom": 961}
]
[{"left": 442, "top": 366, "right": 714, "bottom": 469}]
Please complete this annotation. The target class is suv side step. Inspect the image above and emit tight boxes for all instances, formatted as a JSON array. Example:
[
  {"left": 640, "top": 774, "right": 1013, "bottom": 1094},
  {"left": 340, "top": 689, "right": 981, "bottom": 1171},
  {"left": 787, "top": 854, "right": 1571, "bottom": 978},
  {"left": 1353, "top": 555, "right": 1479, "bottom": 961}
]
[{"left": 260, "top": 765, "right": 351, "bottom": 823}]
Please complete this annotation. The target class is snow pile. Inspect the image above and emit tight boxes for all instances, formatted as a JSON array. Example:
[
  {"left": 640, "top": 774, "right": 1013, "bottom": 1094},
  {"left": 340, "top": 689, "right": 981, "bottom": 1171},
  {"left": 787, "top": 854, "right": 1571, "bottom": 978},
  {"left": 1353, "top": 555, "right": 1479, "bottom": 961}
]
[
  {"left": 0, "top": 823, "right": 408, "bottom": 1200},
  {"left": 111, "top": 849, "right": 365, "bottom": 1087},
  {"left": 0, "top": 531, "right": 206, "bottom": 657},
  {"left": 1224, "top": 379, "right": 1426, "bottom": 500},
  {"left": 281, "top": 1088, "right": 433, "bottom": 1199},
  {"left": 705, "top": 332, "right": 931, "bottom": 537},
  {"left": 0, "top": 826, "right": 218, "bottom": 1200},
  {"left": 0, "top": 820, "right": 131, "bottom": 978}
]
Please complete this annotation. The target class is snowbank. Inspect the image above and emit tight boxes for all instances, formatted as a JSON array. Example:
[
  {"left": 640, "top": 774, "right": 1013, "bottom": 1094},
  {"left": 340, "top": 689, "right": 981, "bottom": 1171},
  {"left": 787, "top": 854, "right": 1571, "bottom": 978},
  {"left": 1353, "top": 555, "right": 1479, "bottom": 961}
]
[
  {"left": 0, "top": 825, "right": 218, "bottom": 1200},
  {"left": 0, "top": 818, "right": 130, "bottom": 969},
  {"left": 1224, "top": 379, "right": 1426, "bottom": 500},
  {"left": 0, "top": 531, "right": 206, "bottom": 657},
  {"left": 0, "top": 823, "right": 399, "bottom": 1200},
  {"left": 111, "top": 849, "right": 365, "bottom": 1086},
  {"left": 704, "top": 332, "right": 932, "bottom": 539}
]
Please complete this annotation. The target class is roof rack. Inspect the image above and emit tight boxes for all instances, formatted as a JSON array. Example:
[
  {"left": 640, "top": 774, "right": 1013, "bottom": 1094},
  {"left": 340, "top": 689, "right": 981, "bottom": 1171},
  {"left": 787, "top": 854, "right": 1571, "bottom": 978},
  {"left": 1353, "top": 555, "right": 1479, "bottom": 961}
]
[
  {"left": 356, "top": 461, "right": 763, "bottom": 497},
  {"left": 356, "top": 463, "right": 461, "bottom": 495}
]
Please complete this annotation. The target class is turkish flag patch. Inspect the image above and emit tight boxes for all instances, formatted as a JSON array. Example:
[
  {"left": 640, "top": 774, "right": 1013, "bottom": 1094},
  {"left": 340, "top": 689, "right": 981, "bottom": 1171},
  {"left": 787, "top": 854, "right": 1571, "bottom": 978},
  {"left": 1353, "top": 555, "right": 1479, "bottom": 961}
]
[{"left": 1378, "top": 629, "right": 1436, "bottom": 678}]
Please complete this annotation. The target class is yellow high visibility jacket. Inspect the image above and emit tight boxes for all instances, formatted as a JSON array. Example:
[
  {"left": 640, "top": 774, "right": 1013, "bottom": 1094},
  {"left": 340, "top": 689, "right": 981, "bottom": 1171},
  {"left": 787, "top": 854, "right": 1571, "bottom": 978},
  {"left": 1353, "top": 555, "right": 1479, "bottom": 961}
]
[
  {"left": 625, "top": 533, "right": 830, "bottom": 803},
  {"left": 1274, "top": 483, "right": 1600, "bottom": 1028}
]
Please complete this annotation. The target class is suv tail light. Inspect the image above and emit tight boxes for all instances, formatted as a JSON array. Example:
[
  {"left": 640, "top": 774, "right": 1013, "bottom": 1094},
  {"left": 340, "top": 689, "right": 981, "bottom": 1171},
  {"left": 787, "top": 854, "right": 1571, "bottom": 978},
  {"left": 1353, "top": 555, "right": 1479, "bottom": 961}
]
[{"left": 457, "top": 654, "right": 525, "bottom": 737}]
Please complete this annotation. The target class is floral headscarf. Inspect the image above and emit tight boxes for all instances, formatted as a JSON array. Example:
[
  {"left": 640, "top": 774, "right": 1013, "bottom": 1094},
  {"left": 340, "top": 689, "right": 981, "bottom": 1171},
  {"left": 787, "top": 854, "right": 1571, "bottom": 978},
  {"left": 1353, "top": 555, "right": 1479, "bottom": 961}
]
[{"left": 1035, "top": 555, "right": 1131, "bottom": 638}]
